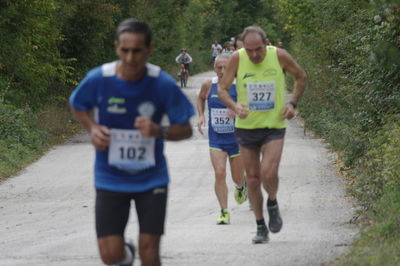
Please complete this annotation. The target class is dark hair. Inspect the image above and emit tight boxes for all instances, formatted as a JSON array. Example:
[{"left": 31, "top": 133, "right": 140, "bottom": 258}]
[
  {"left": 115, "top": 18, "right": 152, "bottom": 47},
  {"left": 241, "top": 26, "right": 267, "bottom": 43},
  {"left": 233, "top": 34, "right": 243, "bottom": 50}
]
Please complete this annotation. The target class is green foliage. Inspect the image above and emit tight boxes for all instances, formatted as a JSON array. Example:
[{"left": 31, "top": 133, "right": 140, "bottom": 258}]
[
  {"left": 0, "top": 99, "right": 48, "bottom": 177},
  {"left": 57, "top": 0, "right": 121, "bottom": 79},
  {"left": 275, "top": 1, "right": 400, "bottom": 264},
  {"left": 0, "top": 0, "right": 72, "bottom": 107}
]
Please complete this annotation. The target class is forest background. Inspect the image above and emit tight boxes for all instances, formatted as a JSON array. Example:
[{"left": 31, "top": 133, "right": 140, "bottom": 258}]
[{"left": 0, "top": 0, "right": 399, "bottom": 265}]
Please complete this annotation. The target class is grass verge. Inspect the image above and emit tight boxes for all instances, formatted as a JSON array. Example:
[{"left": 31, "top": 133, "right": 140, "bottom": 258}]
[{"left": 0, "top": 102, "right": 80, "bottom": 180}]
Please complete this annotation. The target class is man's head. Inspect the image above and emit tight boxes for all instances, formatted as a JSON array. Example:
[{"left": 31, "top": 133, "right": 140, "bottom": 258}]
[
  {"left": 181, "top": 48, "right": 187, "bottom": 54},
  {"left": 234, "top": 34, "right": 244, "bottom": 50},
  {"left": 214, "top": 53, "right": 231, "bottom": 80},
  {"left": 241, "top": 26, "right": 268, "bottom": 64},
  {"left": 115, "top": 19, "right": 153, "bottom": 68}
]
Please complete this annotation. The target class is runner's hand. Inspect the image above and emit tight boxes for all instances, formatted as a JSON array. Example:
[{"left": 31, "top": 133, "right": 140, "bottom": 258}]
[
  {"left": 227, "top": 108, "right": 236, "bottom": 118},
  {"left": 197, "top": 116, "right": 205, "bottom": 135},
  {"left": 90, "top": 124, "right": 110, "bottom": 150},
  {"left": 135, "top": 116, "right": 159, "bottom": 137},
  {"left": 235, "top": 103, "right": 249, "bottom": 119},
  {"left": 282, "top": 104, "right": 295, "bottom": 120}
]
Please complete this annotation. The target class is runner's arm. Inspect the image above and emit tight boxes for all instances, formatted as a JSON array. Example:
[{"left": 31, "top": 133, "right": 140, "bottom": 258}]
[
  {"left": 278, "top": 48, "right": 307, "bottom": 105},
  {"left": 196, "top": 79, "right": 211, "bottom": 134},
  {"left": 135, "top": 117, "right": 192, "bottom": 141},
  {"left": 71, "top": 109, "right": 110, "bottom": 150},
  {"left": 217, "top": 52, "right": 239, "bottom": 111}
]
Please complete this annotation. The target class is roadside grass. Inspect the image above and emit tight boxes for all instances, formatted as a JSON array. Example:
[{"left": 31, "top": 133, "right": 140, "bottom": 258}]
[
  {"left": 0, "top": 102, "right": 80, "bottom": 180},
  {"left": 337, "top": 185, "right": 400, "bottom": 266}
]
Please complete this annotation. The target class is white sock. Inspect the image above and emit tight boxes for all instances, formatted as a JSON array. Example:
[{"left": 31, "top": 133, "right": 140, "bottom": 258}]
[
  {"left": 119, "top": 244, "right": 134, "bottom": 264},
  {"left": 235, "top": 184, "right": 243, "bottom": 190}
]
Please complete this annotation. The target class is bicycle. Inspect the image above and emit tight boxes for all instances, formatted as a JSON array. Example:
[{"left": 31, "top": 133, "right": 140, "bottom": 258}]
[{"left": 178, "top": 63, "right": 188, "bottom": 88}]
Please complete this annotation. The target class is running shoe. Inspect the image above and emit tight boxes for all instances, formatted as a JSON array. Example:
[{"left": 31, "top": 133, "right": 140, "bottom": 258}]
[
  {"left": 216, "top": 209, "right": 230, "bottom": 224},
  {"left": 234, "top": 184, "right": 247, "bottom": 204},
  {"left": 252, "top": 225, "right": 269, "bottom": 244},
  {"left": 116, "top": 240, "right": 135, "bottom": 266},
  {"left": 267, "top": 204, "right": 283, "bottom": 233}
]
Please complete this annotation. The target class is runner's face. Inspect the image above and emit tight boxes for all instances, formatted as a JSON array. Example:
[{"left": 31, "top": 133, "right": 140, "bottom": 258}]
[
  {"left": 243, "top": 33, "right": 266, "bottom": 64},
  {"left": 116, "top": 32, "right": 152, "bottom": 69},
  {"left": 214, "top": 58, "right": 228, "bottom": 80}
]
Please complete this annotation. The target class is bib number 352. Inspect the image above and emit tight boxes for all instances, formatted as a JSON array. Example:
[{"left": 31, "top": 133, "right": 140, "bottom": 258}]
[{"left": 108, "top": 129, "right": 155, "bottom": 172}]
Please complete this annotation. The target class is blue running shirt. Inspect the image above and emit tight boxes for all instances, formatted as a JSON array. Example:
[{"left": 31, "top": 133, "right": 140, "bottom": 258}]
[
  {"left": 70, "top": 61, "right": 194, "bottom": 193},
  {"left": 207, "top": 77, "right": 238, "bottom": 145}
]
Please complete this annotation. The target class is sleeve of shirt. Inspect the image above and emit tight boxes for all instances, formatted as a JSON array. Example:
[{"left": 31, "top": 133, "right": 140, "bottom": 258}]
[
  {"left": 187, "top": 54, "right": 193, "bottom": 63},
  {"left": 164, "top": 81, "right": 195, "bottom": 125},
  {"left": 69, "top": 69, "right": 99, "bottom": 111},
  {"left": 175, "top": 54, "right": 181, "bottom": 63}
]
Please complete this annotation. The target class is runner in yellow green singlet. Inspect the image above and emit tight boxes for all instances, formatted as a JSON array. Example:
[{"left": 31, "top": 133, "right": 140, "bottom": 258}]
[{"left": 218, "top": 26, "right": 307, "bottom": 244}]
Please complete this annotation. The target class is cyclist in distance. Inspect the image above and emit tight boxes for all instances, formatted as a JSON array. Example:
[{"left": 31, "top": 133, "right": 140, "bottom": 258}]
[{"left": 175, "top": 48, "right": 193, "bottom": 87}]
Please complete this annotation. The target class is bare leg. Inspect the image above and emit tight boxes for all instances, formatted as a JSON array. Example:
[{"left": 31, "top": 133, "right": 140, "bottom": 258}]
[
  {"left": 138, "top": 233, "right": 161, "bottom": 266},
  {"left": 239, "top": 145, "right": 263, "bottom": 220},
  {"left": 260, "top": 139, "right": 284, "bottom": 200},
  {"left": 97, "top": 235, "right": 125, "bottom": 265},
  {"left": 229, "top": 155, "right": 245, "bottom": 187},
  {"left": 210, "top": 149, "right": 229, "bottom": 209}
]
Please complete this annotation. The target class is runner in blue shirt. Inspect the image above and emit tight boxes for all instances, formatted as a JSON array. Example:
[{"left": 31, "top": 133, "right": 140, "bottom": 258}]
[
  {"left": 197, "top": 53, "right": 247, "bottom": 225},
  {"left": 69, "top": 18, "right": 194, "bottom": 266}
]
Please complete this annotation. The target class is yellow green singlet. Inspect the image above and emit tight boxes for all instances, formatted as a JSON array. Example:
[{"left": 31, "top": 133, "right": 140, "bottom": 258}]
[{"left": 236, "top": 46, "right": 286, "bottom": 129}]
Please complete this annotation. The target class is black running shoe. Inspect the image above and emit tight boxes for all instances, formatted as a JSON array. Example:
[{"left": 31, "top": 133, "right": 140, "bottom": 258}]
[
  {"left": 252, "top": 225, "right": 269, "bottom": 244},
  {"left": 268, "top": 204, "right": 283, "bottom": 233}
]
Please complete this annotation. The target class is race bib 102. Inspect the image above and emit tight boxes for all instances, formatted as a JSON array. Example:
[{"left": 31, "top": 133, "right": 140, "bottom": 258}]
[{"left": 108, "top": 129, "right": 155, "bottom": 173}]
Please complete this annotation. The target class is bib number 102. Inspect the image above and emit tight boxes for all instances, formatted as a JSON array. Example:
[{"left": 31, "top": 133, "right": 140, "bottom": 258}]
[{"left": 119, "top": 146, "right": 146, "bottom": 160}]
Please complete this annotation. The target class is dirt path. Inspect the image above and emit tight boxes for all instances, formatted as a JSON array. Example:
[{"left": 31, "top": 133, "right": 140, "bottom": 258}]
[{"left": 0, "top": 71, "right": 356, "bottom": 266}]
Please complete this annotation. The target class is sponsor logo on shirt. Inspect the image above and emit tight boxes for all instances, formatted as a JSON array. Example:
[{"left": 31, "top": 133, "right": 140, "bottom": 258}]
[
  {"left": 107, "top": 104, "right": 127, "bottom": 114},
  {"left": 243, "top": 73, "right": 256, "bottom": 80},
  {"left": 108, "top": 97, "right": 125, "bottom": 104},
  {"left": 263, "top": 69, "right": 277, "bottom": 76},
  {"left": 107, "top": 97, "right": 127, "bottom": 114}
]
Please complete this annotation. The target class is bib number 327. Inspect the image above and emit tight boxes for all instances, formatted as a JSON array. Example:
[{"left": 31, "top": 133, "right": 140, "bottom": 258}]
[
  {"left": 247, "top": 82, "right": 276, "bottom": 111},
  {"left": 108, "top": 129, "right": 155, "bottom": 173}
]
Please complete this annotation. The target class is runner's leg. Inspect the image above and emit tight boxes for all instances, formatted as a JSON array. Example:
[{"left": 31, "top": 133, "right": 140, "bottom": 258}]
[
  {"left": 229, "top": 155, "right": 245, "bottom": 187},
  {"left": 260, "top": 138, "right": 284, "bottom": 200},
  {"left": 239, "top": 145, "right": 263, "bottom": 220},
  {"left": 210, "top": 149, "right": 229, "bottom": 209},
  {"left": 139, "top": 234, "right": 161, "bottom": 266},
  {"left": 98, "top": 236, "right": 126, "bottom": 265}
]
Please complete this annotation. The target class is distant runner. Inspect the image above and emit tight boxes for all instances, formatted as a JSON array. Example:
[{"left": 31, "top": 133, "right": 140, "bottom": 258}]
[{"left": 197, "top": 53, "right": 247, "bottom": 225}]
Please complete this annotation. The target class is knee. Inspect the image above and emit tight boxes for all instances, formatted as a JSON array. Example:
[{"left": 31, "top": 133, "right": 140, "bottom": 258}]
[
  {"left": 260, "top": 168, "right": 278, "bottom": 181},
  {"left": 247, "top": 175, "right": 261, "bottom": 188},
  {"left": 214, "top": 169, "right": 226, "bottom": 181},
  {"left": 99, "top": 247, "right": 124, "bottom": 265}
]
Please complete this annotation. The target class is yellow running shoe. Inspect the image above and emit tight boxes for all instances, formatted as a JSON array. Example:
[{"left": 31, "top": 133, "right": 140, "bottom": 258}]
[
  {"left": 234, "top": 184, "right": 247, "bottom": 204},
  {"left": 216, "top": 209, "right": 230, "bottom": 225}
]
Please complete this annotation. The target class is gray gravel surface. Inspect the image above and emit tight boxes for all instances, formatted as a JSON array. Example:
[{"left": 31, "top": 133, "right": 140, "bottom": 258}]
[{"left": 0, "top": 71, "right": 357, "bottom": 266}]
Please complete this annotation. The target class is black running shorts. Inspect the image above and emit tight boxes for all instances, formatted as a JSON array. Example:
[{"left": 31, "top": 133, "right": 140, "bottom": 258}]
[
  {"left": 95, "top": 186, "right": 168, "bottom": 238},
  {"left": 234, "top": 128, "right": 286, "bottom": 149}
]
